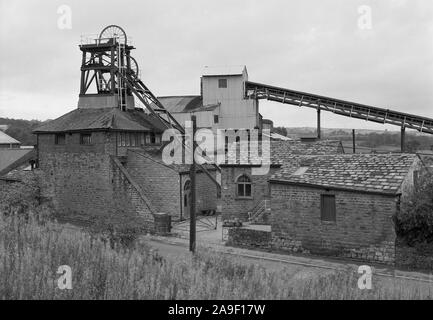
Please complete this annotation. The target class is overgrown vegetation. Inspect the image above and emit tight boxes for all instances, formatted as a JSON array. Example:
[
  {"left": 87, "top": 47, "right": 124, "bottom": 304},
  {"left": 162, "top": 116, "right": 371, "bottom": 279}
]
[
  {"left": 0, "top": 212, "right": 432, "bottom": 299},
  {"left": 1, "top": 173, "right": 432, "bottom": 299},
  {"left": 394, "top": 173, "right": 433, "bottom": 246},
  {"left": 0, "top": 117, "right": 44, "bottom": 146}
]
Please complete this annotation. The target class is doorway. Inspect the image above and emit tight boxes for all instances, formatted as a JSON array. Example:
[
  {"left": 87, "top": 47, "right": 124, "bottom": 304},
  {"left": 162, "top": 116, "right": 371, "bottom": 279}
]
[{"left": 183, "top": 180, "right": 191, "bottom": 219}]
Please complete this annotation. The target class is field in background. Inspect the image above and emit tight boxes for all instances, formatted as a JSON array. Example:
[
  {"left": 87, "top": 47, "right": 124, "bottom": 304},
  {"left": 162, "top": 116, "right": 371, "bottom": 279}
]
[{"left": 0, "top": 213, "right": 432, "bottom": 300}]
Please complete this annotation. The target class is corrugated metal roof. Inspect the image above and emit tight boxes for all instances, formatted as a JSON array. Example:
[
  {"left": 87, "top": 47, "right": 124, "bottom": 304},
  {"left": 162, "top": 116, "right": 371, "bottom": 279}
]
[
  {"left": 202, "top": 65, "right": 246, "bottom": 77},
  {"left": 271, "top": 153, "right": 419, "bottom": 194},
  {"left": 0, "top": 149, "right": 35, "bottom": 176},
  {"left": 0, "top": 130, "right": 20, "bottom": 145},
  {"left": 33, "top": 108, "right": 168, "bottom": 133}
]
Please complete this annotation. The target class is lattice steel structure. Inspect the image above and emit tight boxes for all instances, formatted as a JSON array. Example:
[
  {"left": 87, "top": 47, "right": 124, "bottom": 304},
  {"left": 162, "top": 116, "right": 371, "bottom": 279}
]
[{"left": 245, "top": 81, "right": 433, "bottom": 135}]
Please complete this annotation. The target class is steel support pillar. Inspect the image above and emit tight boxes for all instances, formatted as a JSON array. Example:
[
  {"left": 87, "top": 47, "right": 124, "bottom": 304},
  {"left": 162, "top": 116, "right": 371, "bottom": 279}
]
[
  {"left": 317, "top": 108, "right": 321, "bottom": 139},
  {"left": 401, "top": 126, "right": 406, "bottom": 153}
]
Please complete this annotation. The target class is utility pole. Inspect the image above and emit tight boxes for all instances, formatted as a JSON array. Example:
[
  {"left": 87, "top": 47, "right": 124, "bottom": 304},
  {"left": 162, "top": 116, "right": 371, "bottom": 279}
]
[
  {"left": 189, "top": 115, "right": 197, "bottom": 253},
  {"left": 352, "top": 129, "right": 356, "bottom": 154}
]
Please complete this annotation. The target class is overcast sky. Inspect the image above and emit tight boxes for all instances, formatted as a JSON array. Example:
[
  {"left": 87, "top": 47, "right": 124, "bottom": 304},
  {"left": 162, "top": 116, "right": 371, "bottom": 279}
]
[{"left": 0, "top": 0, "right": 432, "bottom": 130}]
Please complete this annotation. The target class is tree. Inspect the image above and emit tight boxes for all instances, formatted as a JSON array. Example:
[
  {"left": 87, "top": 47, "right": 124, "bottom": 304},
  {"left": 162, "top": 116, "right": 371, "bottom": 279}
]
[{"left": 273, "top": 126, "right": 288, "bottom": 137}]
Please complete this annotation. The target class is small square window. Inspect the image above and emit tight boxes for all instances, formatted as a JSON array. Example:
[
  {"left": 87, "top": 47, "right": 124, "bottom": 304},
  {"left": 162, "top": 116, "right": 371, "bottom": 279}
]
[
  {"left": 80, "top": 133, "right": 92, "bottom": 145},
  {"left": 218, "top": 79, "right": 227, "bottom": 88},
  {"left": 321, "top": 194, "right": 336, "bottom": 222},
  {"left": 55, "top": 133, "right": 66, "bottom": 145}
]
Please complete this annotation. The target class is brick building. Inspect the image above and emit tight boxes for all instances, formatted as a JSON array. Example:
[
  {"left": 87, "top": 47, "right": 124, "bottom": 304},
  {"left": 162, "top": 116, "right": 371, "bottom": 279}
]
[
  {"left": 219, "top": 139, "right": 344, "bottom": 222},
  {"left": 269, "top": 153, "right": 423, "bottom": 264}
]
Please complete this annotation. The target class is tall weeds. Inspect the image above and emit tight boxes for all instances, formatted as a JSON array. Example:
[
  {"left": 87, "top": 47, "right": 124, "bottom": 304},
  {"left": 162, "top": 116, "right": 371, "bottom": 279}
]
[{"left": 0, "top": 213, "right": 432, "bottom": 300}]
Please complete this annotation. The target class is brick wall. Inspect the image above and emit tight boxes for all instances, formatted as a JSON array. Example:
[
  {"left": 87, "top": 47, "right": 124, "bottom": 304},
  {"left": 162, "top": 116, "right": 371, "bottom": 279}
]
[
  {"left": 271, "top": 183, "right": 397, "bottom": 264},
  {"left": 220, "top": 167, "right": 277, "bottom": 221}
]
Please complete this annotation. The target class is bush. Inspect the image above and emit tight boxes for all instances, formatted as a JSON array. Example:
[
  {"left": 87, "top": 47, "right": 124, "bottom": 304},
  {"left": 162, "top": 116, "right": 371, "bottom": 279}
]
[{"left": 394, "top": 173, "right": 433, "bottom": 246}]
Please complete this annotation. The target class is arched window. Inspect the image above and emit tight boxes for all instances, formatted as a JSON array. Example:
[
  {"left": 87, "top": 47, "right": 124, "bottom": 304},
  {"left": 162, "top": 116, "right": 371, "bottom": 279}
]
[
  {"left": 236, "top": 175, "right": 252, "bottom": 198},
  {"left": 184, "top": 180, "right": 191, "bottom": 207}
]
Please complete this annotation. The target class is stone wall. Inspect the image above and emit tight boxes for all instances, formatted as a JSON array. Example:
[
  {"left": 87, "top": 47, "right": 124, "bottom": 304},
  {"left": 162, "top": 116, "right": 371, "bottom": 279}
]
[
  {"left": 270, "top": 183, "right": 398, "bottom": 264},
  {"left": 226, "top": 227, "right": 272, "bottom": 250},
  {"left": 37, "top": 132, "right": 117, "bottom": 225},
  {"left": 180, "top": 170, "right": 217, "bottom": 219},
  {"left": 125, "top": 150, "right": 181, "bottom": 219},
  {"left": 220, "top": 166, "right": 277, "bottom": 221}
]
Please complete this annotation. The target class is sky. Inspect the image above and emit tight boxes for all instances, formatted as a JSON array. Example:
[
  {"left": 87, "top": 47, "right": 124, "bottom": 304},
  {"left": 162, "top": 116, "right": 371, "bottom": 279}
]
[{"left": 0, "top": 0, "right": 432, "bottom": 131}]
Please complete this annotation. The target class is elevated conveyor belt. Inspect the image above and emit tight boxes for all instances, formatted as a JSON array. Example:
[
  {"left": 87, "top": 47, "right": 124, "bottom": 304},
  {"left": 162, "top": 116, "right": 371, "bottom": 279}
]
[{"left": 245, "top": 81, "right": 433, "bottom": 134}]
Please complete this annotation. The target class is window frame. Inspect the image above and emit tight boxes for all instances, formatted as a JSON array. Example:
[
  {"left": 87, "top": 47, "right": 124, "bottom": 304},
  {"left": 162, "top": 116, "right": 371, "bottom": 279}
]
[
  {"left": 80, "top": 133, "right": 92, "bottom": 145},
  {"left": 54, "top": 133, "right": 66, "bottom": 145},
  {"left": 218, "top": 78, "right": 228, "bottom": 88},
  {"left": 236, "top": 174, "right": 253, "bottom": 199},
  {"left": 320, "top": 194, "right": 336, "bottom": 223}
]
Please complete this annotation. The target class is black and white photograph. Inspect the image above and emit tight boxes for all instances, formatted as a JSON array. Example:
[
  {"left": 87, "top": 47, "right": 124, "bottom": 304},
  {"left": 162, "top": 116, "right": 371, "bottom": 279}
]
[{"left": 1, "top": 0, "right": 433, "bottom": 309}]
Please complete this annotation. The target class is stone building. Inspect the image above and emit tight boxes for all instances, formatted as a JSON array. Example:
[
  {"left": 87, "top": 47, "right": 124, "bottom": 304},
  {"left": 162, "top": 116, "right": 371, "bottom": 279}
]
[
  {"left": 269, "top": 153, "right": 423, "bottom": 264},
  {"left": 33, "top": 106, "right": 217, "bottom": 231},
  {"left": 219, "top": 139, "right": 344, "bottom": 222}
]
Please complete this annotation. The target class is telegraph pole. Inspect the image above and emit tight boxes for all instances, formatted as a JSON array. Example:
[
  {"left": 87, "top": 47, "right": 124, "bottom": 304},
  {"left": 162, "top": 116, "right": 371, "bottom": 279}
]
[{"left": 189, "top": 115, "right": 197, "bottom": 253}]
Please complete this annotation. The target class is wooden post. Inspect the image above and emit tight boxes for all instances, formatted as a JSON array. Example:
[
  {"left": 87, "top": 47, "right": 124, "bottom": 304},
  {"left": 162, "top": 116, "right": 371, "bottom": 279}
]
[
  {"left": 401, "top": 126, "right": 406, "bottom": 153},
  {"left": 189, "top": 115, "right": 197, "bottom": 253},
  {"left": 317, "top": 108, "right": 321, "bottom": 139},
  {"left": 352, "top": 129, "right": 356, "bottom": 154}
]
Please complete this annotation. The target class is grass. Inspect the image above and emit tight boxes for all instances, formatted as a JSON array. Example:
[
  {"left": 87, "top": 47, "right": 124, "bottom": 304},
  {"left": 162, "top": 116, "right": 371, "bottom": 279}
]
[{"left": 0, "top": 213, "right": 432, "bottom": 300}]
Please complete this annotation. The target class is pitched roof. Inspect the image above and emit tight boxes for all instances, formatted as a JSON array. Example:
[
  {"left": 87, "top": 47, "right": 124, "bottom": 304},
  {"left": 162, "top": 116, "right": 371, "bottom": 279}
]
[
  {"left": 202, "top": 65, "right": 247, "bottom": 77},
  {"left": 155, "top": 96, "right": 202, "bottom": 113},
  {"left": 270, "top": 153, "right": 419, "bottom": 195},
  {"left": 33, "top": 108, "right": 168, "bottom": 133},
  {"left": 0, "top": 130, "right": 20, "bottom": 145},
  {"left": 0, "top": 148, "right": 36, "bottom": 176},
  {"left": 221, "top": 140, "right": 344, "bottom": 166}
]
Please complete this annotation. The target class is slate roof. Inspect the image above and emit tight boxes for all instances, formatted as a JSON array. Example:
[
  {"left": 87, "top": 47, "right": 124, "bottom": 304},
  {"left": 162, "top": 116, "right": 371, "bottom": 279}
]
[
  {"left": 0, "top": 148, "right": 36, "bottom": 176},
  {"left": 221, "top": 140, "right": 344, "bottom": 166},
  {"left": 270, "top": 153, "right": 419, "bottom": 195},
  {"left": 33, "top": 108, "right": 168, "bottom": 133},
  {"left": 0, "top": 130, "right": 20, "bottom": 145}
]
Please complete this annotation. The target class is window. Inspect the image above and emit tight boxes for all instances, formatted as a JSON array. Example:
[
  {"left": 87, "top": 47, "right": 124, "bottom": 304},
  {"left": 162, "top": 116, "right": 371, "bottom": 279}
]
[
  {"left": 150, "top": 132, "right": 156, "bottom": 144},
  {"left": 236, "top": 175, "right": 252, "bottom": 198},
  {"left": 80, "top": 133, "right": 92, "bottom": 145},
  {"left": 155, "top": 134, "right": 161, "bottom": 145},
  {"left": 140, "top": 133, "right": 145, "bottom": 146},
  {"left": 55, "top": 133, "right": 66, "bottom": 145},
  {"left": 214, "top": 115, "right": 219, "bottom": 124},
  {"left": 218, "top": 79, "right": 227, "bottom": 88},
  {"left": 130, "top": 133, "right": 136, "bottom": 147},
  {"left": 321, "top": 194, "right": 336, "bottom": 222}
]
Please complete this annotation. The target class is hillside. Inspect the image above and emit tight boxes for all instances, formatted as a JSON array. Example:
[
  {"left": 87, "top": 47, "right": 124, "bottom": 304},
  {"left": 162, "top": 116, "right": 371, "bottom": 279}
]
[{"left": 0, "top": 118, "right": 45, "bottom": 146}]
